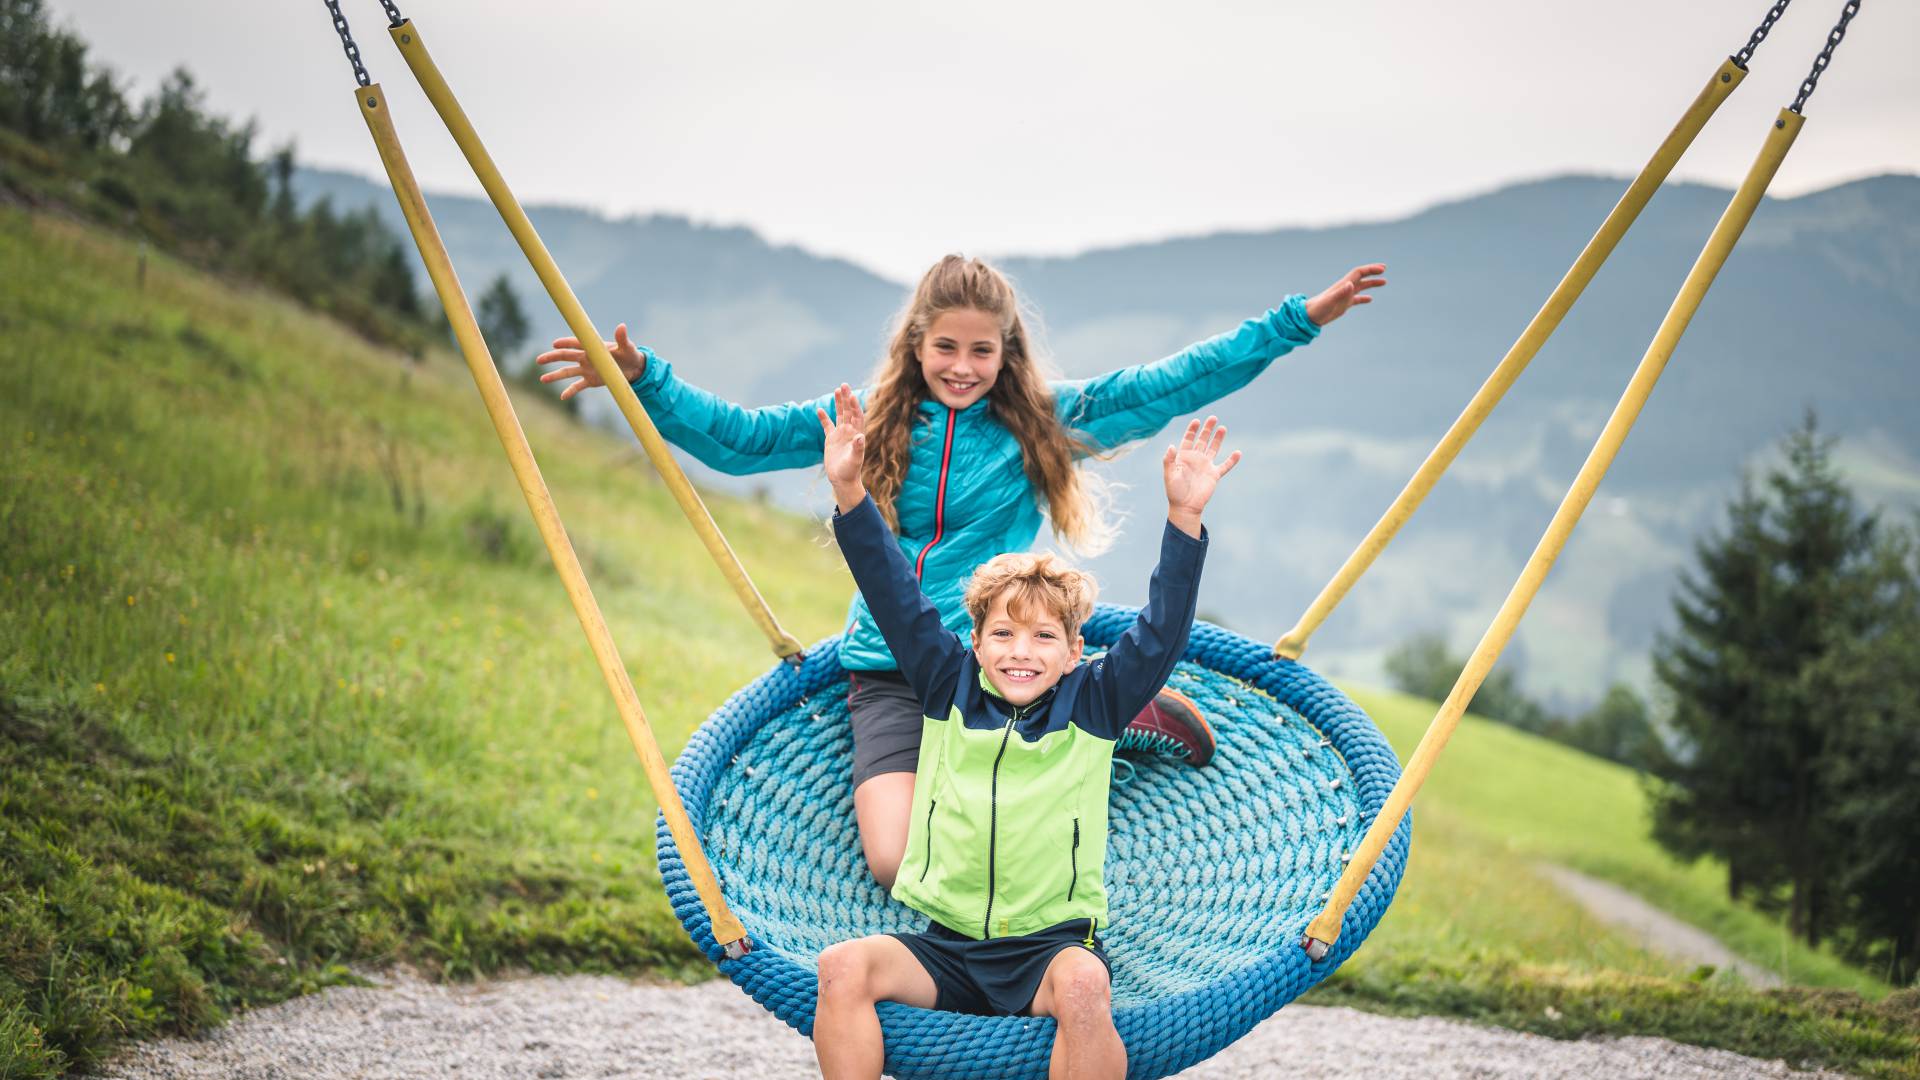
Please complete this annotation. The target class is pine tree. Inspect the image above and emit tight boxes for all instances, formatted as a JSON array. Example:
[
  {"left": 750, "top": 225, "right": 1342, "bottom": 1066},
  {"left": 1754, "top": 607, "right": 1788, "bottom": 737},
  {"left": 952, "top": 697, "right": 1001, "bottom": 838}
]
[
  {"left": 1818, "top": 530, "right": 1920, "bottom": 984},
  {"left": 475, "top": 274, "right": 531, "bottom": 366},
  {"left": 1651, "top": 413, "right": 1907, "bottom": 951}
]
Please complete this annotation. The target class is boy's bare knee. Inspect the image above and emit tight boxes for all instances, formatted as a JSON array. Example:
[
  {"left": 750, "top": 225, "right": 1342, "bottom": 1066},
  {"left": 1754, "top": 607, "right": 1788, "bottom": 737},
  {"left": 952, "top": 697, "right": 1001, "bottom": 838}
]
[
  {"left": 1052, "top": 952, "right": 1112, "bottom": 1024},
  {"left": 817, "top": 941, "right": 871, "bottom": 1003}
]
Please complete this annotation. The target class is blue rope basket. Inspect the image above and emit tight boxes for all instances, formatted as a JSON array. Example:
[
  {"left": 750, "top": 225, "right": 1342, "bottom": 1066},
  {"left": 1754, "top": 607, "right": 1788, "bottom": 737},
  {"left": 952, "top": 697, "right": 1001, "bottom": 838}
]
[{"left": 657, "top": 606, "right": 1410, "bottom": 1079}]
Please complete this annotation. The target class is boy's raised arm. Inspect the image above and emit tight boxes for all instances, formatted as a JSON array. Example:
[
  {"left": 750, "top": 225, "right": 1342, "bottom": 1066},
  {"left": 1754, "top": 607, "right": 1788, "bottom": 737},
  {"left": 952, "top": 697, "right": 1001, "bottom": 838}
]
[
  {"left": 821, "top": 385, "right": 968, "bottom": 711},
  {"left": 1083, "top": 417, "right": 1241, "bottom": 736}
]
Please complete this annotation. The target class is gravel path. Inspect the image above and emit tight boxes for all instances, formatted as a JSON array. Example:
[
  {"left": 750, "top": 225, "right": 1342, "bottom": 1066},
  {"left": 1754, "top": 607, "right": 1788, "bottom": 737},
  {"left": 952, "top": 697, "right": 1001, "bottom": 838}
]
[
  {"left": 1539, "top": 863, "right": 1783, "bottom": 987},
  {"left": 102, "top": 970, "right": 1842, "bottom": 1079}
]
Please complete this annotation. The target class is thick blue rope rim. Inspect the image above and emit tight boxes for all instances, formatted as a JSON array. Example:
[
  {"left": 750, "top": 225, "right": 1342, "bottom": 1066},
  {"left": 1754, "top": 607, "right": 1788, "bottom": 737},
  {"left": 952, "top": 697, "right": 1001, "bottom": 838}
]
[{"left": 657, "top": 606, "right": 1410, "bottom": 1080}]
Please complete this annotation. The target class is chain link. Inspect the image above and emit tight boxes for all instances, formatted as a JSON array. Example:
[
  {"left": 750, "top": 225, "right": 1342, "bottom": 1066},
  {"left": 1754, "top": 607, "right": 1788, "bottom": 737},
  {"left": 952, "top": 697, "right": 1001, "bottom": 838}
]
[
  {"left": 1734, "top": 0, "right": 1793, "bottom": 68},
  {"left": 379, "top": 0, "right": 407, "bottom": 27},
  {"left": 323, "top": 0, "right": 371, "bottom": 87},
  {"left": 1791, "top": 0, "right": 1861, "bottom": 114}
]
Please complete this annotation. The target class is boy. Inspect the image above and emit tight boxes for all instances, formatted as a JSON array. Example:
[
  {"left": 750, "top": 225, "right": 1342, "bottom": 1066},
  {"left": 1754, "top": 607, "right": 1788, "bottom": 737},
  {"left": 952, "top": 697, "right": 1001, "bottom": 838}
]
[{"left": 811, "top": 383, "right": 1240, "bottom": 1079}]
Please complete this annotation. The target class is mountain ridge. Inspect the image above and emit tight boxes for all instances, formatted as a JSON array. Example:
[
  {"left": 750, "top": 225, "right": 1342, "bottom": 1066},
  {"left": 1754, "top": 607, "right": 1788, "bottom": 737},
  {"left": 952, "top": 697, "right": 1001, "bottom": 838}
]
[{"left": 292, "top": 166, "right": 1920, "bottom": 706}]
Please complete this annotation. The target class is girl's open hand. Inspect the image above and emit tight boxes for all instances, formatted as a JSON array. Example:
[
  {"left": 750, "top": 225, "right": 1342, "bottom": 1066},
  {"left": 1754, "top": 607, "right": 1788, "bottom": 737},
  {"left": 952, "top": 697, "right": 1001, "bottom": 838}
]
[
  {"left": 1304, "top": 264, "right": 1387, "bottom": 326},
  {"left": 535, "top": 323, "right": 648, "bottom": 400},
  {"left": 817, "top": 384, "right": 868, "bottom": 503},
  {"left": 1163, "top": 416, "right": 1240, "bottom": 536}
]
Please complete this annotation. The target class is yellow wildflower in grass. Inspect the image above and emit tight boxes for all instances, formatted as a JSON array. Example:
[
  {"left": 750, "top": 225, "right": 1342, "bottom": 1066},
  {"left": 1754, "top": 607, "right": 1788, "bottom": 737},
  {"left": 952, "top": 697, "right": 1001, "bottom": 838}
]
[
  {"left": 591, "top": 851, "right": 604, "bottom": 864},
  {"left": 165, "top": 652, "right": 175, "bottom": 665},
  {"left": 482, "top": 658, "right": 495, "bottom": 674},
  {"left": 178, "top": 613, "right": 189, "bottom": 627},
  {"left": 126, "top": 594, "right": 136, "bottom": 606},
  {"left": 390, "top": 636, "right": 404, "bottom": 651},
  {"left": 93, "top": 682, "right": 106, "bottom": 694},
  {"left": 337, "top": 678, "right": 347, "bottom": 690},
  {"left": 586, "top": 787, "right": 599, "bottom": 800}
]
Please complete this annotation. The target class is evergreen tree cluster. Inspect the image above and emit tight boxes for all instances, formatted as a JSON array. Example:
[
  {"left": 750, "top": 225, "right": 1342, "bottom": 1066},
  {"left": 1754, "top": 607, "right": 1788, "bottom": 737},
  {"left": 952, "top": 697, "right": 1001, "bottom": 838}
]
[
  {"left": 1382, "top": 633, "right": 1658, "bottom": 768},
  {"left": 0, "top": 0, "right": 427, "bottom": 352},
  {"left": 1652, "top": 414, "right": 1920, "bottom": 986},
  {"left": 1384, "top": 416, "right": 1918, "bottom": 986}
]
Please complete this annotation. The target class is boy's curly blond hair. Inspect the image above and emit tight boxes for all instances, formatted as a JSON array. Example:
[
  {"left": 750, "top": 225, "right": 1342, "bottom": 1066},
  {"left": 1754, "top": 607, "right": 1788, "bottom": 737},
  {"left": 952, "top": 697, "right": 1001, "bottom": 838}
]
[{"left": 962, "top": 552, "right": 1098, "bottom": 641}]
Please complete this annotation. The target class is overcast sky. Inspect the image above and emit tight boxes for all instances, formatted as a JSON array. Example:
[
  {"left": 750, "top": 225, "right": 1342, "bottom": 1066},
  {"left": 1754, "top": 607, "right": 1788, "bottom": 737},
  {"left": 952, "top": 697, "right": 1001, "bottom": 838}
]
[{"left": 45, "top": 0, "right": 1920, "bottom": 282}]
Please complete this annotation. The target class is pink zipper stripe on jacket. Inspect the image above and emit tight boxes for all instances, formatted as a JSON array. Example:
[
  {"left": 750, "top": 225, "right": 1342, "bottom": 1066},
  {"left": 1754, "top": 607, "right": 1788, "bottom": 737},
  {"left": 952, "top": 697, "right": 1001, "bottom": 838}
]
[{"left": 914, "top": 408, "right": 957, "bottom": 579}]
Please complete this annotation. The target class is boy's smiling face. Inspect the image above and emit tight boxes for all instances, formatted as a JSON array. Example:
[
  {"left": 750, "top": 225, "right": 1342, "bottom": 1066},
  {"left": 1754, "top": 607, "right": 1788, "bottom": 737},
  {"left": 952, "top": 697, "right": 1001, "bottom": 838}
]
[{"left": 971, "top": 595, "right": 1084, "bottom": 708}]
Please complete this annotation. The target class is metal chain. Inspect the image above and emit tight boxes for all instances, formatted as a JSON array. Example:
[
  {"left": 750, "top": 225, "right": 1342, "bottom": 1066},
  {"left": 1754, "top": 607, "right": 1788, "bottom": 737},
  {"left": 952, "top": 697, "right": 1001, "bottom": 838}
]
[
  {"left": 323, "top": 0, "right": 371, "bottom": 87},
  {"left": 1734, "top": 0, "right": 1793, "bottom": 68},
  {"left": 379, "top": 0, "right": 407, "bottom": 27},
  {"left": 1791, "top": 0, "right": 1861, "bottom": 114}
]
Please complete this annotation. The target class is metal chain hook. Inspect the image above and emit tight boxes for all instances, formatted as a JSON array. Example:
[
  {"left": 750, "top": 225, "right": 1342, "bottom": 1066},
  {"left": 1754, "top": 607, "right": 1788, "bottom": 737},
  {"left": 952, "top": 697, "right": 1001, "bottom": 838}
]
[
  {"left": 1734, "top": 0, "right": 1793, "bottom": 68},
  {"left": 1791, "top": 0, "right": 1861, "bottom": 114},
  {"left": 323, "top": 0, "right": 371, "bottom": 87}
]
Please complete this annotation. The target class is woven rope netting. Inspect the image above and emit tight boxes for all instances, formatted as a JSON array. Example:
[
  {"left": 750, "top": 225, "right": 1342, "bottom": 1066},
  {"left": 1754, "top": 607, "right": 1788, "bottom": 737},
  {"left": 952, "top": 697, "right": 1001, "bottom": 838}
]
[{"left": 658, "top": 606, "right": 1409, "bottom": 1079}]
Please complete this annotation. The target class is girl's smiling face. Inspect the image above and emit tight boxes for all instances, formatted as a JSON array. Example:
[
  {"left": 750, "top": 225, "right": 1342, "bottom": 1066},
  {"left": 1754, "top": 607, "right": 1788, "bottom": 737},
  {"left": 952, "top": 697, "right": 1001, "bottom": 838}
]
[{"left": 917, "top": 308, "right": 1004, "bottom": 409}]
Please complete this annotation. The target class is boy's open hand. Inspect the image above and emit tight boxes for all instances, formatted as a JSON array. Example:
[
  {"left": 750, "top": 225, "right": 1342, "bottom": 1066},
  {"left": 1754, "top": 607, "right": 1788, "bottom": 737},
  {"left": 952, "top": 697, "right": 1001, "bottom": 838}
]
[
  {"left": 1304, "top": 264, "right": 1387, "bottom": 327},
  {"left": 817, "top": 384, "right": 868, "bottom": 511},
  {"left": 1163, "top": 416, "right": 1240, "bottom": 538},
  {"left": 535, "top": 323, "right": 648, "bottom": 400}
]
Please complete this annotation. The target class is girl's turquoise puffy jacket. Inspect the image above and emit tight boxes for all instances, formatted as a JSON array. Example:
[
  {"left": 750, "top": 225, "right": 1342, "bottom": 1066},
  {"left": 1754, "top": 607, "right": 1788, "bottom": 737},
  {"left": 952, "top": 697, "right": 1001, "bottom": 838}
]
[{"left": 628, "top": 295, "right": 1320, "bottom": 671}]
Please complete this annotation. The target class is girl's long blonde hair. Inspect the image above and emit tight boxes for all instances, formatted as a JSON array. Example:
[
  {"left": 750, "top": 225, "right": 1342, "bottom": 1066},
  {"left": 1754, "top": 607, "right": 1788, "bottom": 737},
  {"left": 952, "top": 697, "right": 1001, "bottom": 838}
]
[{"left": 862, "top": 255, "right": 1110, "bottom": 554}]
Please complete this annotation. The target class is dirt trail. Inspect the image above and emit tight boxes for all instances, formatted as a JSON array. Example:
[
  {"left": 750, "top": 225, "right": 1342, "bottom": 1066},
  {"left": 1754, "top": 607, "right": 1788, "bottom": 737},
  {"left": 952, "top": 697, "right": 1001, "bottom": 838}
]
[{"left": 1539, "top": 863, "right": 1782, "bottom": 987}]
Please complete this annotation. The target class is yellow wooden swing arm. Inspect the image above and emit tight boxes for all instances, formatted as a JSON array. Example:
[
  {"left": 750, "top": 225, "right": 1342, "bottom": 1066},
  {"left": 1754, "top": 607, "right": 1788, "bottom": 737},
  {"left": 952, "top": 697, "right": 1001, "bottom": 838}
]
[
  {"left": 319, "top": 0, "right": 751, "bottom": 958},
  {"left": 1302, "top": 0, "right": 1862, "bottom": 960}
]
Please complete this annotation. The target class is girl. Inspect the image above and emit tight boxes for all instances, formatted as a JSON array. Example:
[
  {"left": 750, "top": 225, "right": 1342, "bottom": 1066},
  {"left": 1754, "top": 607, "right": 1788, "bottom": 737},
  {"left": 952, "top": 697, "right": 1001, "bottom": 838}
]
[{"left": 537, "top": 256, "right": 1384, "bottom": 886}]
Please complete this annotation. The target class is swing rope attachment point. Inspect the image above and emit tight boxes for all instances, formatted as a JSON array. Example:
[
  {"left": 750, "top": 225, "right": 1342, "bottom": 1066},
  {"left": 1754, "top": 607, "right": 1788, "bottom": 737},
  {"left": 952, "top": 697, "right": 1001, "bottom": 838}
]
[
  {"left": 1734, "top": 0, "right": 1793, "bottom": 69},
  {"left": 321, "top": 0, "right": 371, "bottom": 88},
  {"left": 1791, "top": 1, "right": 1861, "bottom": 114}
]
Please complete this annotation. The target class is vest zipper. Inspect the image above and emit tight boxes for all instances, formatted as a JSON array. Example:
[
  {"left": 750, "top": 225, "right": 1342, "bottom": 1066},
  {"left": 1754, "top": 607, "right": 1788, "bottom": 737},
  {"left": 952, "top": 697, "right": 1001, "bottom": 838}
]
[
  {"left": 918, "top": 799, "right": 936, "bottom": 882},
  {"left": 913, "top": 407, "right": 957, "bottom": 580},
  {"left": 1067, "top": 817, "right": 1080, "bottom": 902},
  {"left": 981, "top": 703, "right": 1020, "bottom": 939}
]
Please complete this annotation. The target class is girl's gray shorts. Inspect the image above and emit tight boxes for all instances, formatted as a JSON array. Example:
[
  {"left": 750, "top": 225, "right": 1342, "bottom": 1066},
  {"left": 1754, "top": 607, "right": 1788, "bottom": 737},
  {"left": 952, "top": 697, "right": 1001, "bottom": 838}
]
[{"left": 847, "top": 668, "right": 923, "bottom": 788}]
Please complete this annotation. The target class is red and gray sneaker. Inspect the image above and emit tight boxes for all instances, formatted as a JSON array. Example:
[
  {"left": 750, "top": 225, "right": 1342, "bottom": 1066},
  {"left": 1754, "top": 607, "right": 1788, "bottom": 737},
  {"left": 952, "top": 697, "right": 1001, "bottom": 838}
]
[{"left": 1117, "top": 687, "right": 1216, "bottom": 766}]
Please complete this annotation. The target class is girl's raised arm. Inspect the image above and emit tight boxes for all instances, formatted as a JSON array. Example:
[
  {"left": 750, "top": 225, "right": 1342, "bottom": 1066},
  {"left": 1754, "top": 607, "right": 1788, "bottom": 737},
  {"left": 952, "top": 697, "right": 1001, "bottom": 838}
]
[
  {"left": 1053, "top": 265, "right": 1383, "bottom": 454},
  {"left": 536, "top": 323, "right": 840, "bottom": 476}
]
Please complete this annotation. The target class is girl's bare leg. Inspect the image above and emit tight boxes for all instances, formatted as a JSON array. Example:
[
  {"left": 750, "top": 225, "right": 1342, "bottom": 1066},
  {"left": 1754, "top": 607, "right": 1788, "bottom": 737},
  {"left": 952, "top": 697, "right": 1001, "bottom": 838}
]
[{"left": 853, "top": 772, "right": 915, "bottom": 888}]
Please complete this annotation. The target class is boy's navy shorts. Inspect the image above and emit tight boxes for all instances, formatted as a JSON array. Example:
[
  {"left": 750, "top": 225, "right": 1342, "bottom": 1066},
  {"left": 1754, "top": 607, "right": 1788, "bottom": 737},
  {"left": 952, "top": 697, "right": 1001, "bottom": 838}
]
[{"left": 890, "top": 918, "right": 1110, "bottom": 1017}]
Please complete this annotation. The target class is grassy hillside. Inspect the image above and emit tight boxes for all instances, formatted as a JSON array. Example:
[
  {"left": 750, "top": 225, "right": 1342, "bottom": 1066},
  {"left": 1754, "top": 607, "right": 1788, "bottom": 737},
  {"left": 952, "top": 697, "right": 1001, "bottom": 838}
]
[
  {"left": 0, "top": 208, "right": 851, "bottom": 1074},
  {"left": 2, "top": 209, "right": 1914, "bottom": 1076},
  {"left": 1345, "top": 687, "right": 1881, "bottom": 991},
  {"left": 1308, "top": 690, "right": 1917, "bottom": 1076}
]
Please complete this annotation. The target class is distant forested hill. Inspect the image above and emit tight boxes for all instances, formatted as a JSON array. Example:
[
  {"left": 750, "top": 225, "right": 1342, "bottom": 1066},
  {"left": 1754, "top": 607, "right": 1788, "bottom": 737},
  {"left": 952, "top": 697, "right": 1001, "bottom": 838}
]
[{"left": 297, "top": 166, "right": 1920, "bottom": 706}]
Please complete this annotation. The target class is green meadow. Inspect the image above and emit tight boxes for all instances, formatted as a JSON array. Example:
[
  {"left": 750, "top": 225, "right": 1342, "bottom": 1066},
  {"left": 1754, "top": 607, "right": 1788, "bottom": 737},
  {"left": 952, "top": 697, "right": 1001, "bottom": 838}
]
[{"left": 1, "top": 210, "right": 1914, "bottom": 1076}]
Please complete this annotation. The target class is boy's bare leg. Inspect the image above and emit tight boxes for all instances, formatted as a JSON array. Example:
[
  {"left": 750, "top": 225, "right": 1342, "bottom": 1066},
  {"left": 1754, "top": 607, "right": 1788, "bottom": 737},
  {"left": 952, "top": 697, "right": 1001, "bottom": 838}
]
[
  {"left": 852, "top": 772, "right": 915, "bottom": 888},
  {"left": 1029, "top": 947, "right": 1125, "bottom": 1079},
  {"left": 815, "top": 935, "right": 938, "bottom": 1080}
]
